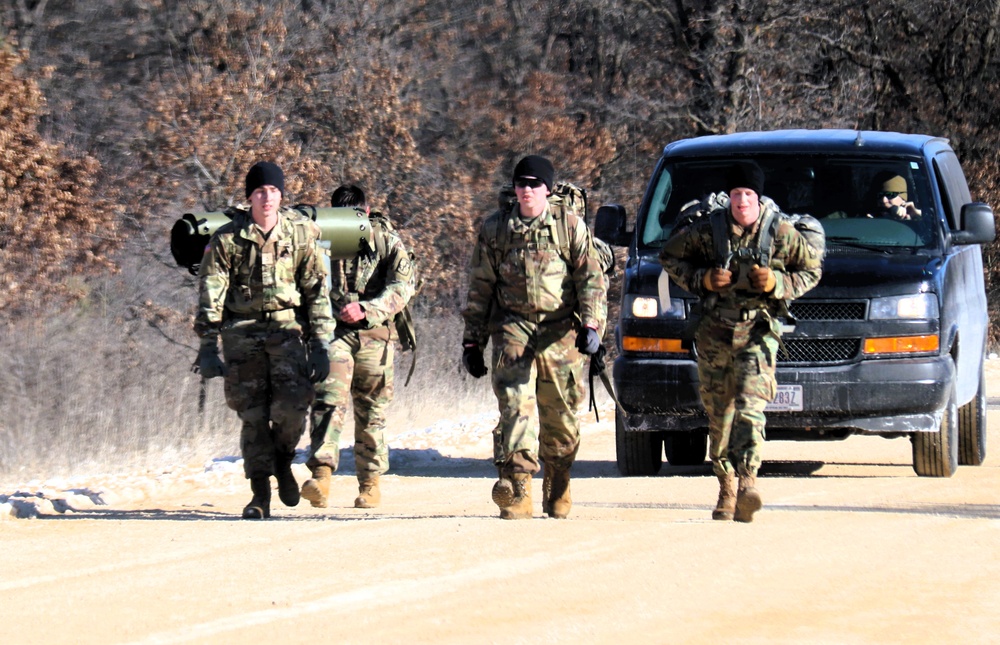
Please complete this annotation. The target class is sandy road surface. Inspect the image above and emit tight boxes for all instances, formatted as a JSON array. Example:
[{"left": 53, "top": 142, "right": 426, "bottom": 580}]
[{"left": 3, "top": 378, "right": 1000, "bottom": 644}]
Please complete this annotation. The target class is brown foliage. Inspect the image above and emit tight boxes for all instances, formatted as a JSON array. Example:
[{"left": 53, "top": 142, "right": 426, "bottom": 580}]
[
  {"left": 2, "top": 0, "right": 1000, "bottom": 337},
  {"left": 137, "top": 3, "right": 314, "bottom": 210},
  {"left": 0, "top": 45, "right": 121, "bottom": 321}
]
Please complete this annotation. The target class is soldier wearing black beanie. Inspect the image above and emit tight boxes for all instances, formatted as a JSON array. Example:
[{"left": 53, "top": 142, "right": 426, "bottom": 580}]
[
  {"left": 726, "top": 161, "right": 765, "bottom": 196},
  {"left": 245, "top": 161, "right": 285, "bottom": 199},
  {"left": 196, "top": 158, "right": 334, "bottom": 522},
  {"left": 512, "top": 155, "right": 555, "bottom": 192}
]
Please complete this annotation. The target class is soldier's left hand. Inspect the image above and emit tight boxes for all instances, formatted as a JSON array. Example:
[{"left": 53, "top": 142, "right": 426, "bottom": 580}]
[
  {"left": 195, "top": 348, "right": 228, "bottom": 379},
  {"left": 576, "top": 327, "right": 602, "bottom": 355},
  {"left": 308, "top": 348, "right": 331, "bottom": 383},
  {"left": 340, "top": 302, "right": 366, "bottom": 324},
  {"left": 750, "top": 264, "right": 776, "bottom": 293}
]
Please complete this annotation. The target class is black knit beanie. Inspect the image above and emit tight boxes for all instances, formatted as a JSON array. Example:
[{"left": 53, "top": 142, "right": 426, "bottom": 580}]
[
  {"left": 512, "top": 155, "right": 555, "bottom": 192},
  {"left": 245, "top": 161, "right": 285, "bottom": 199},
  {"left": 726, "top": 161, "right": 765, "bottom": 196}
]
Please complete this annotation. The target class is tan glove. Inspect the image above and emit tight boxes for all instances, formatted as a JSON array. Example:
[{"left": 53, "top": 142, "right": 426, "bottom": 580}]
[
  {"left": 702, "top": 268, "right": 733, "bottom": 292},
  {"left": 750, "top": 264, "right": 776, "bottom": 293}
]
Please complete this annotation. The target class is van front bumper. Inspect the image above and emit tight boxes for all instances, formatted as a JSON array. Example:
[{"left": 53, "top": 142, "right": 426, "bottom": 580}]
[{"left": 612, "top": 353, "right": 953, "bottom": 434}]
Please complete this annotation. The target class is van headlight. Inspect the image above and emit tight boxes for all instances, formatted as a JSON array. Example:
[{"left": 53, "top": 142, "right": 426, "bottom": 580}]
[
  {"left": 624, "top": 294, "right": 686, "bottom": 319},
  {"left": 869, "top": 293, "right": 938, "bottom": 320}
]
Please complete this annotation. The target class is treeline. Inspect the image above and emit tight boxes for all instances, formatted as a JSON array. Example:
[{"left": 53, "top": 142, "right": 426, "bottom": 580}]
[{"left": 2, "top": 0, "right": 999, "bottom": 334}]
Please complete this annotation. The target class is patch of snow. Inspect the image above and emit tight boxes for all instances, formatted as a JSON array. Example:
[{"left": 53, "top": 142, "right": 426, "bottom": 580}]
[{"left": 1, "top": 398, "right": 615, "bottom": 520}]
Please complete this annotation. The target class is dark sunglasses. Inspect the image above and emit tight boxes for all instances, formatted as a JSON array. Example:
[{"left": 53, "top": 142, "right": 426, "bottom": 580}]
[
  {"left": 879, "top": 191, "right": 904, "bottom": 200},
  {"left": 514, "top": 178, "right": 545, "bottom": 189}
]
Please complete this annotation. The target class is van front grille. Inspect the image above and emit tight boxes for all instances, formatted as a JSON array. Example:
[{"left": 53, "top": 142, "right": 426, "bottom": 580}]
[
  {"left": 778, "top": 338, "right": 860, "bottom": 364},
  {"left": 788, "top": 301, "right": 866, "bottom": 321}
]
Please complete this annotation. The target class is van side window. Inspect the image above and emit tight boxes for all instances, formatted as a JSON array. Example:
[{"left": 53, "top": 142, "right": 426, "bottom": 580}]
[{"left": 933, "top": 152, "right": 972, "bottom": 230}]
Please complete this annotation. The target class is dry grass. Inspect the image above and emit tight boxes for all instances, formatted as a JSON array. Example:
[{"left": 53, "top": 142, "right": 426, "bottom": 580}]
[{"left": 0, "top": 305, "right": 493, "bottom": 488}]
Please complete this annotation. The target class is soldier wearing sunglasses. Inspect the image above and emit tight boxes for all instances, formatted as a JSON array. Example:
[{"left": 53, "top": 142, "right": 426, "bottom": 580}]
[
  {"left": 868, "top": 172, "right": 922, "bottom": 221},
  {"left": 461, "top": 155, "right": 606, "bottom": 520}
]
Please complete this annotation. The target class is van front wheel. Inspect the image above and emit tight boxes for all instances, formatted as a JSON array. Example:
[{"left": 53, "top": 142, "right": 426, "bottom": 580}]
[
  {"left": 664, "top": 431, "right": 708, "bottom": 466},
  {"left": 615, "top": 407, "right": 663, "bottom": 476},
  {"left": 912, "top": 382, "right": 959, "bottom": 477},
  {"left": 958, "top": 354, "right": 987, "bottom": 466}
]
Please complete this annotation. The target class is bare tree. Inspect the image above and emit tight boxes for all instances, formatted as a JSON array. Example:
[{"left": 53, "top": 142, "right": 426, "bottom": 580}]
[{"left": 5, "top": 0, "right": 1000, "bottom": 320}]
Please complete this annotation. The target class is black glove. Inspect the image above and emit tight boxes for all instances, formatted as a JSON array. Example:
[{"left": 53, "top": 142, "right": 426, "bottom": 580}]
[
  {"left": 308, "top": 344, "right": 331, "bottom": 383},
  {"left": 588, "top": 344, "right": 608, "bottom": 378},
  {"left": 194, "top": 338, "right": 229, "bottom": 378},
  {"left": 462, "top": 344, "right": 488, "bottom": 378},
  {"left": 576, "top": 327, "right": 601, "bottom": 356}
]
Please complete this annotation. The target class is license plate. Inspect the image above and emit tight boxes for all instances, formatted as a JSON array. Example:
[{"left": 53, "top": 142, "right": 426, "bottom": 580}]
[{"left": 767, "top": 385, "right": 803, "bottom": 411}]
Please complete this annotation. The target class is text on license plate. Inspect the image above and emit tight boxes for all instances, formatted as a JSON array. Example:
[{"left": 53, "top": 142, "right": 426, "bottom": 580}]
[{"left": 766, "top": 385, "right": 803, "bottom": 411}]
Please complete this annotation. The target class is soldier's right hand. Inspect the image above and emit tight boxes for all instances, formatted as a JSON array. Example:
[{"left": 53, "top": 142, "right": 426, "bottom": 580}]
[
  {"left": 462, "top": 344, "right": 488, "bottom": 378},
  {"left": 308, "top": 347, "right": 331, "bottom": 383},
  {"left": 702, "top": 268, "right": 733, "bottom": 292},
  {"left": 196, "top": 349, "right": 228, "bottom": 379}
]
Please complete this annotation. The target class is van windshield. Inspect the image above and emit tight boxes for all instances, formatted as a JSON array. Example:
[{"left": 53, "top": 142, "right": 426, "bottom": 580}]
[{"left": 639, "top": 156, "right": 937, "bottom": 251}]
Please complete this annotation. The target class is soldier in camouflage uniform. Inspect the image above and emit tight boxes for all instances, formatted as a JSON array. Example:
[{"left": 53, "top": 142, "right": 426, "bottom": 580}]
[
  {"left": 461, "top": 155, "right": 606, "bottom": 520},
  {"left": 300, "top": 185, "right": 415, "bottom": 509},
  {"left": 660, "top": 161, "right": 823, "bottom": 523},
  {"left": 195, "top": 161, "right": 333, "bottom": 520}
]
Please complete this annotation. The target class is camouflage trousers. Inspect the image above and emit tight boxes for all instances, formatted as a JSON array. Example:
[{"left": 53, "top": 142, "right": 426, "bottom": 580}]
[
  {"left": 307, "top": 327, "right": 393, "bottom": 480},
  {"left": 220, "top": 319, "right": 314, "bottom": 479},
  {"left": 694, "top": 316, "right": 779, "bottom": 479},
  {"left": 490, "top": 316, "right": 584, "bottom": 474}
]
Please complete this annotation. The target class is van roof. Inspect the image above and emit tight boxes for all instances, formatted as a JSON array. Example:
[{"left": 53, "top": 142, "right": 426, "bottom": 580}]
[{"left": 661, "top": 129, "right": 951, "bottom": 158}]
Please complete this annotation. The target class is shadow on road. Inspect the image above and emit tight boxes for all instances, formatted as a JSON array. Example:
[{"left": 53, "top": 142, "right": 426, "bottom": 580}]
[
  {"left": 327, "top": 448, "right": 935, "bottom": 480},
  {"left": 40, "top": 500, "right": 1000, "bottom": 522},
  {"left": 35, "top": 507, "right": 503, "bottom": 522},
  {"left": 575, "top": 500, "right": 1000, "bottom": 520}
]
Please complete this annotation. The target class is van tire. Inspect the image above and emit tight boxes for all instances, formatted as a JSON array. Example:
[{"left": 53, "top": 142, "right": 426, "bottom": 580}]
[
  {"left": 958, "top": 355, "right": 987, "bottom": 466},
  {"left": 615, "top": 407, "right": 663, "bottom": 476},
  {"left": 912, "top": 382, "right": 959, "bottom": 477},
  {"left": 664, "top": 431, "right": 708, "bottom": 466}
]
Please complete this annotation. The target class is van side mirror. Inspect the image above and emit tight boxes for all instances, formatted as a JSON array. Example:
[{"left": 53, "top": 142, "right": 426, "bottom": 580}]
[
  {"left": 952, "top": 202, "right": 996, "bottom": 245},
  {"left": 595, "top": 204, "right": 631, "bottom": 247}
]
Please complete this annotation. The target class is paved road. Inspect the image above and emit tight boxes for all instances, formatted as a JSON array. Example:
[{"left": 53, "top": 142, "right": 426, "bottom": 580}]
[{"left": 2, "top": 405, "right": 999, "bottom": 644}]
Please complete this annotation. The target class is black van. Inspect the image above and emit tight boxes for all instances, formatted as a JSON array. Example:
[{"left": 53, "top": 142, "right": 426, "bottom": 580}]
[{"left": 596, "top": 129, "right": 995, "bottom": 477}]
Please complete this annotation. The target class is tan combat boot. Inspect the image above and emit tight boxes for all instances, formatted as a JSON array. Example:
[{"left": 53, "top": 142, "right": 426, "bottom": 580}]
[
  {"left": 712, "top": 473, "right": 737, "bottom": 521},
  {"left": 300, "top": 465, "right": 332, "bottom": 508},
  {"left": 542, "top": 465, "right": 572, "bottom": 519},
  {"left": 734, "top": 473, "right": 763, "bottom": 523},
  {"left": 492, "top": 472, "right": 532, "bottom": 519},
  {"left": 242, "top": 476, "right": 271, "bottom": 519},
  {"left": 354, "top": 476, "right": 381, "bottom": 508}
]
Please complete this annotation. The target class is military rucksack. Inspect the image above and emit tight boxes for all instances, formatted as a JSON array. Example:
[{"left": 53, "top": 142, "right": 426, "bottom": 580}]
[
  {"left": 496, "top": 181, "right": 616, "bottom": 276},
  {"left": 367, "top": 212, "right": 422, "bottom": 385},
  {"left": 676, "top": 192, "right": 825, "bottom": 268}
]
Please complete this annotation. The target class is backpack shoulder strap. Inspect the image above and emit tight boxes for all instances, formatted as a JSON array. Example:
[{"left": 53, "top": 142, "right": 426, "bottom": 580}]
[
  {"left": 552, "top": 202, "right": 575, "bottom": 265},
  {"left": 490, "top": 206, "right": 513, "bottom": 270},
  {"left": 709, "top": 208, "right": 731, "bottom": 268},
  {"left": 289, "top": 215, "right": 316, "bottom": 268},
  {"left": 369, "top": 214, "right": 391, "bottom": 260},
  {"left": 224, "top": 209, "right": 253, "bottom": 273},
  {"left": 755, "top": 206, "right": 780, "bottom": 266}
]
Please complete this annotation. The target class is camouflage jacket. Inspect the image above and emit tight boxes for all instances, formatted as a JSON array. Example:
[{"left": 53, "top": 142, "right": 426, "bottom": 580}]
[
  {"left": 194, "top": 207, "right": 334, "bottom": 344},
  {"left": 659, "top": 196, "right": 823, "bottom": 318},
  {"left": 330, "top": 214, "right": 415, "bottom": 339},
  {"left": 462, "top": 203, "right": 606, "bottom": 346}
]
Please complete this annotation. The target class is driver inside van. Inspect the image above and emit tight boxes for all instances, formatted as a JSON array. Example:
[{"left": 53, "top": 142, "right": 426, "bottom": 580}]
[{"left": 867, "top": 172, "right": 922, "bottom": 221}]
